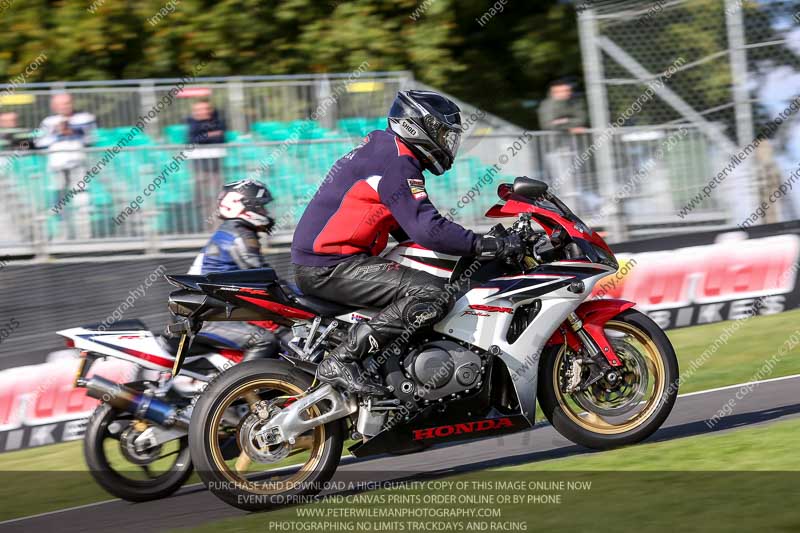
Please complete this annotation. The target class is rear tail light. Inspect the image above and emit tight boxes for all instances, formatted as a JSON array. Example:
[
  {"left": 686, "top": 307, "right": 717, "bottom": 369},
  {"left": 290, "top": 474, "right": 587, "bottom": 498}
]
[{"left": 65, "top": 338, "right": 75, "bottom": 348}]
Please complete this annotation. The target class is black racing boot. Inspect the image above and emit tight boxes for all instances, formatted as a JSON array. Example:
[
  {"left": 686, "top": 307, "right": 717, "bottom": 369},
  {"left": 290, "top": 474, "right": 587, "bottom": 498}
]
[{"left": 316, "top": 323, "right": 389, "bottom": 396}]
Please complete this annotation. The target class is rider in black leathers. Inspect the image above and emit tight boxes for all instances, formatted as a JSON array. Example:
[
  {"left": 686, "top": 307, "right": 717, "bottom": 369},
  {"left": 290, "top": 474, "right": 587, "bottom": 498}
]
[{"left": 291, "top": 91, "right": 521, "bottom": 395}]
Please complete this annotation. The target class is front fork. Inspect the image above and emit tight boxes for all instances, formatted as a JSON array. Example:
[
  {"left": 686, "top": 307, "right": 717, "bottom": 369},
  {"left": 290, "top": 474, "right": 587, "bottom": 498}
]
[
  {"left": 565, "top": 312, "right": 622, "bottom": 368},
  {"left": 553, "top": 310, "right": 626, "bottom": 391}
]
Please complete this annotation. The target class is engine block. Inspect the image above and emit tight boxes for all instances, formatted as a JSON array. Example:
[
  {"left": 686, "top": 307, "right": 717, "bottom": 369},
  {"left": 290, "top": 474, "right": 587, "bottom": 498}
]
[{"left": 401, "top": 340, "right": 487, "bottom": 402}]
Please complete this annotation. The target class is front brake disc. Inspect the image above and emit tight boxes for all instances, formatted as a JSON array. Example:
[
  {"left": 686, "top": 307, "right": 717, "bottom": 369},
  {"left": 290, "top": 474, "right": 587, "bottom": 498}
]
[{"left": 572, "top": 339, "right": 649, "bottom": 417}]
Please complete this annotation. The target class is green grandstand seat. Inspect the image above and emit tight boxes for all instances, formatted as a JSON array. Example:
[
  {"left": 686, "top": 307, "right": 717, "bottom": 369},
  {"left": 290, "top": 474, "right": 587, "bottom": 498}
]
[
  {"left": 225, "top": 130, "right": 246, "bottom": 142},
  {"left": 114, "top": 127, "right": 153, "bottom": 146},
  {"left": 289, "top": 120, "right": 316, "bottom": 132},
  {"left": 251, "top": 121, "right": 291, "bottom": 141},
  {"left": 93, "top": 128, "right": 118, "bottom": 147},
  {"left": 111, "top": 151, "right": 150, "bottom": 194},
  {"left": 224, "top": 143, "right": 266, "bottom": 181},
  {"left": 144, "top": 150, "right": 195, "bottom": 234},
  {"left": 149, "top": 151, "right": 193, "bottom": 205},
  {"left": 89, "top": 181, "right": 113, "bottom": 212},
  {"left": 336, "top": 117, "right": 384, "bottom": 138},
  {"left": 164, "top": 124, "right": 189, "bottom": 144}
]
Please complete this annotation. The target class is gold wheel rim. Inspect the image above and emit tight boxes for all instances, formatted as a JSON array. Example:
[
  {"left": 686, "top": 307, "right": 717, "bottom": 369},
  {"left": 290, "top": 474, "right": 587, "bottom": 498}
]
[
  {"left": 553, "top": 320, "right": 666, "bottom": 435},
  {"left": 208, "top": 379, "right": 326, "bottom": 495}
]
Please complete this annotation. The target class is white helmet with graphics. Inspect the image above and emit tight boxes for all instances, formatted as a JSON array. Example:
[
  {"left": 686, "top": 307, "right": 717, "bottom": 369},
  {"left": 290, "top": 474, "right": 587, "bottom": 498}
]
[{"left": 217, "top": 179, "right": 275, "bottom": 233}]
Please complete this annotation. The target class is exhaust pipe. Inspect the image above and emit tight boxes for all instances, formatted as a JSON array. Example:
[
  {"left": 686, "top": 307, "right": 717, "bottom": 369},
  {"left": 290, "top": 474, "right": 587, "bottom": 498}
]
[{"left": 81, "top": 375, "right": 191, "bottom": 429}]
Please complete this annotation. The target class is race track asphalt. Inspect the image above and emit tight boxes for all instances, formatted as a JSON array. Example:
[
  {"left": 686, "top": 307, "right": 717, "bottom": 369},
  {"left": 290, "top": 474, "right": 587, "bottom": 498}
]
[{"left": 2, "top": 374, "right": 800, "bottom": 533}]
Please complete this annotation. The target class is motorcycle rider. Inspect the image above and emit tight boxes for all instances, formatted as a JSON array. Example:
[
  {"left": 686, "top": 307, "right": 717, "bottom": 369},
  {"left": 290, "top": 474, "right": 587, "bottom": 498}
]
[
  {"left": 291, "top": 90, "right": 522, "bottom": 395},
  {"left": 188, "top": 179, "right": 282, "bottom": 360}
]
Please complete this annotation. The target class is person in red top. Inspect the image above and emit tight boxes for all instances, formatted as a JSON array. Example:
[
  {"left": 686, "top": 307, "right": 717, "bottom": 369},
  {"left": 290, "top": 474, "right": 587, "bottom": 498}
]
[{"left": 292, "top": 90, "right": 521, "bottom": 395}]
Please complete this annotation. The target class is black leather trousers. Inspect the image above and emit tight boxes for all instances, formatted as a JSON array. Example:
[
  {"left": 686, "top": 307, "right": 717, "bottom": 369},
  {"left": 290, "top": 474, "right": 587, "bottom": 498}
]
[{"left": 294, "top": 255, "right": 452, "bottom": 359}]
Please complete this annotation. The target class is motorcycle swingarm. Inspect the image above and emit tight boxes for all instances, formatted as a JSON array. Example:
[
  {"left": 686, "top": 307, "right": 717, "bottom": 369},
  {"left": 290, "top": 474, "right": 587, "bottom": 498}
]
[
  {"left": 134, "top": 424, "right": 187, "bottom": 449},
  {"left": 259, "top": 384, "right": 357, "bottom": 445}
]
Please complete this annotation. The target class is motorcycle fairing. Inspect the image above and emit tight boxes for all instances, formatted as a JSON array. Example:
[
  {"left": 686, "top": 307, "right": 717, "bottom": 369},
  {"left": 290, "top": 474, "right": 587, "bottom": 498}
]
[
  {"left": 58, "top": 327, "right": 236, "bottom": 378},
  {"left": 168, "top": 269, "right": 316, "bottom": 326},
  {"left": 350, "top": 413, "right": 530, "bottom": 458},
  {"left": 381, "top": 241, "right": 460, "bottom": 279},
  {"left": 485, "top": 195, "right": 613, "bottom": 254},
  {"left": 434, "top": 261, "right": 615, "bottom": 424},
  {"left": 59, "top": 327, "right": 176, "bottom": 371},
  {"left": 349, "top": 367, "right": 528, "bottom": 458}
]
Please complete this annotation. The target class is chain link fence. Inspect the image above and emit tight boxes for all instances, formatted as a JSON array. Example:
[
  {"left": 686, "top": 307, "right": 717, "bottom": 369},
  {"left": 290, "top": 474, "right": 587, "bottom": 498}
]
[{"left": 578, "top": 0, "right": 800, "bottom": 234}]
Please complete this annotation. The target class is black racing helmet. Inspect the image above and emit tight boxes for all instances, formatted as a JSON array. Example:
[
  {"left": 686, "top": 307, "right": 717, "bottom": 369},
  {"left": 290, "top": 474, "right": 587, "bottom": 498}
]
[
  {"left": 387, "top": 90, "right": 463, "bottom": 175},
  {"left": 217, "top": 179, "right": 275, "bottom": 232}
]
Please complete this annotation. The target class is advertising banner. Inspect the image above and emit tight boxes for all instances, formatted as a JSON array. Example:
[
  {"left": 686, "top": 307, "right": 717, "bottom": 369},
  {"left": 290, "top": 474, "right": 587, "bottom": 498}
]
[
  {"left": 0, "top": 356, "right": 136, "bottom": 453},
  {"left": 591, "top": 221, "right": 800, "bottom": 330}
]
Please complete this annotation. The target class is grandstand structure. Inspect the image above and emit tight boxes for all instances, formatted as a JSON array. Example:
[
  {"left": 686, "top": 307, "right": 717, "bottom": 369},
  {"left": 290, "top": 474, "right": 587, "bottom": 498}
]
[
  {"left": 0, "top": 70, "right": 725, "bottom": 260},
  {"left": 0, "top": 71, "right": 534, "bottom": 258}
]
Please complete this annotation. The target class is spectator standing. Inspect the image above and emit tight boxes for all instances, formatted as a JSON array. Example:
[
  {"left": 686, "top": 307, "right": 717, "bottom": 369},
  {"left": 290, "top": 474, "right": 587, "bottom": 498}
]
[
  {"left": 36, "top": 93, "right": 97, "bottom": 240},
  {"left": 538, "top": 79, "right": 587, "bottom": 134},
  {"left": 187, "top": 99, "right": 226, "bottom": 145},
  {"left": 187, "top": 99, "right": 227, "bottom": 232},
  {"left": 0, "top": 112, "right": 33, "bottom": 151},
  {"left": 538, "top": 79, "right": 596, "bottom": 213}
]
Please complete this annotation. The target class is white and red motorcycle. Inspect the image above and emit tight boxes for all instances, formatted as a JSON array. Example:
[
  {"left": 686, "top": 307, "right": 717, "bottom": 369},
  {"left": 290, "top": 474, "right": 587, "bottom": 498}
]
[
  {"left": 62, "top": 319, "right": 274, "bottom": 501},
  {"left": 164, "top": 177, "right": 679, "bottom": 511}
]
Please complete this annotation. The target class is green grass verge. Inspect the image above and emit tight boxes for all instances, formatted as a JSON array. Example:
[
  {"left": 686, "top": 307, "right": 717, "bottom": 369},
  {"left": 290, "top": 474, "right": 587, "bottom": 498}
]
[
  {"left": 181, "top": 417, "right": 800, "bottom": 533},
  {"left": 666, "top": 308, "right": 800, "bottom": 394},
  {"left": 2, "top": 309, "right": 799, "bottom": 522}
]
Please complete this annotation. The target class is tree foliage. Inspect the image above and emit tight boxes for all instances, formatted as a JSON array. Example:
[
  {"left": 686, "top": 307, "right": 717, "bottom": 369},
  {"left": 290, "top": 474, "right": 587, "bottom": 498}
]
[
  {"left": 0, "top": 0, "right": 583, "bottom": 128},
  {"left": 1, "top": 1, "right": 795, "bottom": 130}
]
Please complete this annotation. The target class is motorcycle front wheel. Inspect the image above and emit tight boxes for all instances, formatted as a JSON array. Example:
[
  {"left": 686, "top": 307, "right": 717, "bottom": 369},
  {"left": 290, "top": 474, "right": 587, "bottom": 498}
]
[
  {"left": 538, "top": 309, "right": 678, "bottom": 450},
  {"left": 83, "top": 402, "right": 193, "bottom": 502},
  {"left": 189, "top": 359, "right": 345, "bottom": 512}
]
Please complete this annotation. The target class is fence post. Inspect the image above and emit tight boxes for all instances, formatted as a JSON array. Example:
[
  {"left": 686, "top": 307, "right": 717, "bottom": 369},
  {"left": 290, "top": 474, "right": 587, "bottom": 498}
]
[
  {"left": 578, "top": 8, "right": 626, "bottom": 241},
  {"left": 725, "top": 0, "right": 759, "bottom": 223},
  {"left": 32, "top": 213, "right": 48, "bottom": 260},
  {"left": 140, "top": 80, "right": 158, "bottom": 137},
  {"left": 316, "top": 75, "right": 335, "bottom": 129},
  {"left": 228, "top": 77, "right": 246, "bottom": 134},
  {"left": 142, "top": 205, "right": 160, "bottom": 254}
]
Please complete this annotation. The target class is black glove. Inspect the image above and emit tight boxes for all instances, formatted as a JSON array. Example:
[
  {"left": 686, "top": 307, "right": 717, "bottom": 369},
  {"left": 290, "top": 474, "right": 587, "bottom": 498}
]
[{"left": 475, "top": 233, "right": 524, "bottom": 264}]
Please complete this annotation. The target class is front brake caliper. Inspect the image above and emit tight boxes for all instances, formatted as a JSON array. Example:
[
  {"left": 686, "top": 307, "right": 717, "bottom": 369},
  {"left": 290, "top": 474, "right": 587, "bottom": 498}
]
[{"left": 565, "top": 358, "right": 583, "bottom": 393}]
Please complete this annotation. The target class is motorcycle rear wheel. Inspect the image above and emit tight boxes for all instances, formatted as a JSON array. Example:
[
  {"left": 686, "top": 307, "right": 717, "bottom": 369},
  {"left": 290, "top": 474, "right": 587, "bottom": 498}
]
[
  {"left": 83, "top": 403, "right": 193, "bottom": 502},
  {"left": 537, "top": 309, "right": 678, "bottom": 450},
  {"left": 189, "top": 359, "right": 345, "bottom": 511}
]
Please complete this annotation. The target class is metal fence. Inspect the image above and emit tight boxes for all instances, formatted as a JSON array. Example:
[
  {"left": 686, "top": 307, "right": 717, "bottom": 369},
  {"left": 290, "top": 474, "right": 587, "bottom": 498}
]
[
  {"left": 0, "top": 123, "right": 726, "bottom": 258},
  {"left": 0, "top": 72, "right": 519, "bottom": 141},
  {"left": 578, "top": 0, "right": 800, "bottom": 230},
  {"left": 0, "top": 73, "right": 412, "bottom": 134}
]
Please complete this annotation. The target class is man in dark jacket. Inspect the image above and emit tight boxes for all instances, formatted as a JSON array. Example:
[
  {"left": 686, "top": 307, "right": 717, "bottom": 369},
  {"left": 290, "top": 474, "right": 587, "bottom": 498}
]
[
  {"left": 538, "top": 79, "right": 591, "bottom": 210},
  {"left": 537, "top": 79, "right": 587, "bottom": 133},
  {"left": 187, "top": 99, "right": 227, "bottom": 230},
  {"left": 292, "top": 90, "right": 521, "bottom": 395},
  {"left": 187, "top": 99, "right": 226, "bottom": 144}
]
